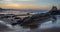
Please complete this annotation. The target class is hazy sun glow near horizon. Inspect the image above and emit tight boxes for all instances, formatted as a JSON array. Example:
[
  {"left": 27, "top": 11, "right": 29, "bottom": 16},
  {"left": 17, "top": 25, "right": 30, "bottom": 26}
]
[{"left": 0, "top": 0, "right": 60, "bottom": 10}]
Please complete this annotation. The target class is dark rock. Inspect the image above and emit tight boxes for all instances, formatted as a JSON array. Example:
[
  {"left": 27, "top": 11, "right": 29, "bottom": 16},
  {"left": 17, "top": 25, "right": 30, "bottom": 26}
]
[
  {"left": 20, "top": 6, "right": 59, "bottom": 29},
  {"left": 20, "top": 13, "right": 53, "bottom": 29}
]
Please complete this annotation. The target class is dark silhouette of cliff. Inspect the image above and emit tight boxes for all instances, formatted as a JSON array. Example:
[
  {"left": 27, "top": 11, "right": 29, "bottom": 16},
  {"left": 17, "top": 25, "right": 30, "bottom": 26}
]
[
  {"left": 48, "top": 6, "right": 60, "bottom": 15},
  {"left": 50, "top": 6, "right": 57, "bottom": 11}
]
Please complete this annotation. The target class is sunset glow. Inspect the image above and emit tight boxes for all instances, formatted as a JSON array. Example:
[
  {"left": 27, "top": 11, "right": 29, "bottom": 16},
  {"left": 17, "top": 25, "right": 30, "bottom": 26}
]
[{"left": 0, "top": 0, "right": 60, "bottom": 10}]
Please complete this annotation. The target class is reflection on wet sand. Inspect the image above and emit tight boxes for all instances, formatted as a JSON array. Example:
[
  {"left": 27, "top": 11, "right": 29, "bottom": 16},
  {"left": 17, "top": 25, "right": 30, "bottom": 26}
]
[{"left": 31, "top": 27, "right": 60, "bottom": 32}]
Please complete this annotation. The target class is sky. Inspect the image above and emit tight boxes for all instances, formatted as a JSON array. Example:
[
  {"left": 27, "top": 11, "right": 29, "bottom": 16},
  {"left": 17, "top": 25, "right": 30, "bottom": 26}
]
[{"left": 0, "top": 0, "right": 60, "bottom": 10}]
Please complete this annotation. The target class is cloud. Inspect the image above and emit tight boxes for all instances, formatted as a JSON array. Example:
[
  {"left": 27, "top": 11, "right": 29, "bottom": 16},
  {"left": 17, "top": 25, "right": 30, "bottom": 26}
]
[
  {"left": 0, "top": 0, "right": 11, "bottom": 2},
  {"left": 22, "top": 0, "right": 31, "bottom": 1},
  {"left": 14, "top": 0, "right": 35, "bottom": 1},
  {"left": 0, "top": 0, "right": 36, "bottom": 4},
  {"left": 5, "top": 0, "right": 12, "bottom": 2},
  {"left": 0, "top": 0, "right": 2, "bottom": 1},
  {"left": 0, "top": 0, "right": 13, "bottom": 4}
]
